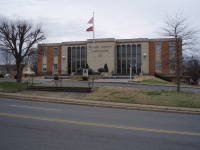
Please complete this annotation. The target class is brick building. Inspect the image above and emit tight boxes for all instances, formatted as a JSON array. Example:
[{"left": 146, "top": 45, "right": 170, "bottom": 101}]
[{"left": 37, "top": 38, "right": 182, "bottom": 81}]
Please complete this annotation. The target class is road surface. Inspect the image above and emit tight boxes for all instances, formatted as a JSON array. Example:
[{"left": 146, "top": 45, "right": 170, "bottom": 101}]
[{"left": 0, "top": 98, "right": 200, "bottom": 150}]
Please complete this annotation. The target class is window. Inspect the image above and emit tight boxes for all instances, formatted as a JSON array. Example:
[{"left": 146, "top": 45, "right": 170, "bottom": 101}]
[
  {"left": 156, "top": 62, "right": 161, "bottom": 70},
  {"left": 54, "top": 64, "right": 58, "bottom": 70},
  {"left": 156, "top": 44, "right": 161, "bottom": 54},
  {"left": 54, "top": 48, "right": 58, "bottom": 57},
  {"left": 43, "top": 64, "right": 47, "bottom": 71},
  {"left": 117, "top": 45, "right": 121, "bottom": 74},
  {"left": 137, "top": 44, "right": 142, "bottom": 74},
  {"left": 43, "top": 49, "right": 47, "bottom": 57},
  {"left": 170, "top": 61, "right": 175, "bottom": 70},
  {"left": 170, "top": 43, "right": 175, "bottom": 54}
]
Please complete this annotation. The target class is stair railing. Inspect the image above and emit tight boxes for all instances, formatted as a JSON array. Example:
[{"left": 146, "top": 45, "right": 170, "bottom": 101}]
[
  {"left": 88, "top": 78, "right": 94, "bottom": 92},
  {"left": 26, "top": 75, "right": 34, "bottom": 90},
  {"left": 55, "top": 79, "right": 63, "bottom": 91}
]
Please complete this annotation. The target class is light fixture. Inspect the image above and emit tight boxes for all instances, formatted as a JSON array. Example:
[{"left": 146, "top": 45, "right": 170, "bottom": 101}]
[
  {"left": 62, "top": 56, "right": 65, "bottom": 60},
  {"left": 144, "top": 53, "right": 146, "bottom": 57}
]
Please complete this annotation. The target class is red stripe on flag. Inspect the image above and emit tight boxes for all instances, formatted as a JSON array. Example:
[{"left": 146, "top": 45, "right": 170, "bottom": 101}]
[
  {"left": 86, "top": 26, "right": 93, "bottom": 32},
  {"left": 88, "top": 17, "right": 93, "bottom": 24}
]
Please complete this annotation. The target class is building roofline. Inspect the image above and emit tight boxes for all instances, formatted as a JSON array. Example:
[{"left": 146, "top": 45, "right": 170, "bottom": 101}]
[{"left": 38, "top": 37, "right": 178, "bottom": 47}]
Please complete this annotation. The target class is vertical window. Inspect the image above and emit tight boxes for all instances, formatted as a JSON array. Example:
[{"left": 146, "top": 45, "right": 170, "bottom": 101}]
[
  {"left": 68, "top": 47, "right": 71, "bottom": 74},
  {"left": 132, "top": 44, "right": 136, "bottom": 74},
  {"left": 54, "top": 48, "right": 58, "bottom": 57},
  {"left": 127, "top": 45, "right": 131, "bottom": 73},
  {"left": 117, "top": 45, "right": 121, "bottom": 74},
  {"left": 170, "top": 61, "right": 175, "bottom": 70},
  {"left": 43, "top": 64, "right": 47, "bottom": 71},
  {"left": 156, "top": 44, "right": 161, "bottom": 54},
  {"left": 54, "top": 64, "right": 58, "bottom": 70},
  {"left": 122, "top": 45, "right": 126, "bottom": 74},
  {"left": 77, "top": 47, "right": 80, "bottom": 69},
  {"left": 81, "top": 46, "right": 85, "bottom": 68},
  {"left": 43, "top": 48, "right": 47, "bottom": 57},
  {"left": 170, "top": 43, "right": 175, "bottom": 54},
  {"left": 137, "top": 44, "right": 141, "bottom": 74},
  {"left": 156, "top": 62, "right": 161, "bottom": 70},
  {"left": 72, "top": 47, "right": 76, "bottom": 72}
]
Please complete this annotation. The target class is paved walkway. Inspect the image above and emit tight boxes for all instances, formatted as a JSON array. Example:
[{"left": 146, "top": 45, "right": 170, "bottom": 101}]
[{"left": 95, "top": 79, "right": 131, "bottom": 83}]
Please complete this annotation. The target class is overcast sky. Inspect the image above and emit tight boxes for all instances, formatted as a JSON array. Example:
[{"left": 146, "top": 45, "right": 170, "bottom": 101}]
[{"left": 0, "top": 0, "right": 200, "bottom": 44}]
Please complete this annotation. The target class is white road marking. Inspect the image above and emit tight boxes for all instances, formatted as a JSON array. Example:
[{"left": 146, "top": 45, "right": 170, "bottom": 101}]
[{"left": 9, "top": 105, "right": 60, "bottom": 111}]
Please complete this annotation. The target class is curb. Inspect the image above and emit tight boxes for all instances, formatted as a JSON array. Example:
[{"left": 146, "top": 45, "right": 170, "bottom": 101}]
[{"left": 0, "top": 93, "right": 200, "bottom": 115}]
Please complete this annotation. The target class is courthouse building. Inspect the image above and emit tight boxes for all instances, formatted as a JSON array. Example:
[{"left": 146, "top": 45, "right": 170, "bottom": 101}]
[{"left": 37, "top": 38, "right": 182, "bottom": 78}]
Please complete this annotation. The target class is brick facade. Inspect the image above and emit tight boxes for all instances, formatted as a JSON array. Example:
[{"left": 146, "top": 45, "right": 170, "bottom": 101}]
[{"left": 37, "top": 38, "right": 182, "bottom": 79}]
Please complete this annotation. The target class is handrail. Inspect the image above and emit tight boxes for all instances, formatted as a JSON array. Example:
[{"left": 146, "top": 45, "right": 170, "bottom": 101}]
[
  {"left": 88, "top": 77, "right": 94, "bottom": 89},
  {"left": 26, "top": 75, "right": 34, "bottom": 90},
  {"left": 55, "top": 79, "right": 63, "bottom": 88}
]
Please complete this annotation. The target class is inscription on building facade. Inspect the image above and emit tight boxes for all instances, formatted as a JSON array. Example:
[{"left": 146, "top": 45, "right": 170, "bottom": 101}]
[{"left": 90, "top": 45, "right": 112, "bottom": 52}]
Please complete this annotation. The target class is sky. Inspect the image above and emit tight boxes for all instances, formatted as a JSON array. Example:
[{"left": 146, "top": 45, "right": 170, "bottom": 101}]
[{"left": 0, "top": 0, "right": 200, "bottom": 45}]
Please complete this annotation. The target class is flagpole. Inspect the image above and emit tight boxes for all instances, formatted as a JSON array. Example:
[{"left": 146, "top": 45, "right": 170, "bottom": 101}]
[{"left": 93, "top": 12, "right": 95, "bottom": 72}]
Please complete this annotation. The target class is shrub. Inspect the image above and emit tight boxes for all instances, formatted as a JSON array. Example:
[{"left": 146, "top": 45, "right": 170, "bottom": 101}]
[
  {"left": 98, "top": 68, "right": 105, "bottom": 72},
  {"left": 82, "top": 76, "right": 88, "bottom": 80},
  {"left": 104, "top": 63, "right": 108, "bottom": 72},
  {"left": 154, "top": 72, "right": 172, "bottom": 82},
  {"left": 77, "top": 68, "right": 83, "bottom": 73},
  {"left": 54, "top": 76, "right": 59, "bottom": 80},
  {"left": 0, "top": 74, "right": 4, "bottom": 78},
  {"left": 86, "top": 64, "right": 89, "bottom": 69},
  {"left": 88, "top": 68, "right": 93, "bottom": 74},
  {"left": 14, "top": 75, "right": 17, "bottom": 79}
]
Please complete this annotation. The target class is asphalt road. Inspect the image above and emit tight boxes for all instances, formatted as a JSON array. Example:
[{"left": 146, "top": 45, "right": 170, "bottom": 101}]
[{"left": 0, "top": 98, "right": 200, "bottom": 150}]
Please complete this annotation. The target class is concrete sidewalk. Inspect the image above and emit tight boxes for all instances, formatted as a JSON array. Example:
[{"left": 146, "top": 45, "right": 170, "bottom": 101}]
[{"left": 0, "top": 91, "right": 200, "bottom": 115}]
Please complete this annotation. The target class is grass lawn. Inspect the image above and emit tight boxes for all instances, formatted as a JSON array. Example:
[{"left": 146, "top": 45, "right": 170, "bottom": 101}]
[
  {"left": 141, "top": 79, "right": 176, "bottom": 85},
  {"left": 0, "top": 82, "right": 27, "bottom": 93},
  {"left": 84, "top": 86, "right": 200, "bottom": 108}
]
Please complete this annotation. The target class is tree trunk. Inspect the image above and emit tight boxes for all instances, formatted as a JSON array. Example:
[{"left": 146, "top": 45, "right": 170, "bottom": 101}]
[
  {"left": 176, "top": 41, "right": 180, "bottom": 92},
  {"left": 16, "top": 60, "right": 22, "bottom": 83}
]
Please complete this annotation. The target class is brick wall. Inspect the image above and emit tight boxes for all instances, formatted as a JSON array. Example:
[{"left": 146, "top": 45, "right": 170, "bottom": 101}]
[{"left": 37, "top": 47, "right": 43, "bottom": 75}]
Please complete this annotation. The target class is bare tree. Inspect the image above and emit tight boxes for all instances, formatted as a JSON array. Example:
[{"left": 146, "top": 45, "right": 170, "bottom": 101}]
[
  {"left": 0, "top": 16, "right": 46, "bottom": 82},
  {"left": 184, "top": 57, "right": 200, "bottom": 85},
  {"left": 24, "top": 47, "right": 39, "bottom": 74},
  {"left": 0, "top": 50, "right": 15, "bottom": 73},
  {"left": 159, "top": 12, "right": 199, "bottom": 91}
]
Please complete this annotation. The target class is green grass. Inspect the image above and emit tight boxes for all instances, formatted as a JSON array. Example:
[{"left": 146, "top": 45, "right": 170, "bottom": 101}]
[
  {"left": 84, "top": 86, "right": 200, "bottom": 108},
  {"left": 141, "top": 79, "right": 175, "bottom": 85},
  {"left": 0, "top": 82, "right": 27, "bottom": 93}
]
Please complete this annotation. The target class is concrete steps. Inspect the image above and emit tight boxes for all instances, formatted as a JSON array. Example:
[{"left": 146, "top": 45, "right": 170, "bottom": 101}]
[
  {"left": 103, "top": 75, "right": 134, "bottom": 79},
  {"left": 28, "top": 86, "right": 92, "bottom": 93}
]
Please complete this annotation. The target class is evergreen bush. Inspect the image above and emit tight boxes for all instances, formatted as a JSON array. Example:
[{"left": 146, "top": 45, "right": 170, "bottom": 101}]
[
  {"left": 82, "top": 76, "right": 88, "bottom": 80},
  {"left": 104, "top": 63, "right": 109, "bottom": 72},
  {"left": 98, "top": 68, "right": 105, "bottom": 72},
  {"left": 54, "top": 76, "right": 59, "bottom": 80},
  {"left": 0, "top": 74, "right": 4, "bottom": 78},
  {"left": 154, "top": 72, "right": 172, "bottom": 82}
]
